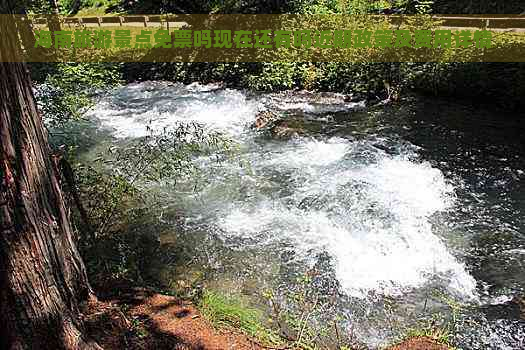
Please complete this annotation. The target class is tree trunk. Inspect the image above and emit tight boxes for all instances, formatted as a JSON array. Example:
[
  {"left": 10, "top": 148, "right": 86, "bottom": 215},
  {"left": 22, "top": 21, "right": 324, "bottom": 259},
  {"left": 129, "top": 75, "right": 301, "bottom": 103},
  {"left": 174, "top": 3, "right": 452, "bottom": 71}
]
[
  {"left": 0, "top": 13, "right": 100, "bottom": 350},
  {"left": 47, "top": 0, "right": 62, "bottom": 33}
]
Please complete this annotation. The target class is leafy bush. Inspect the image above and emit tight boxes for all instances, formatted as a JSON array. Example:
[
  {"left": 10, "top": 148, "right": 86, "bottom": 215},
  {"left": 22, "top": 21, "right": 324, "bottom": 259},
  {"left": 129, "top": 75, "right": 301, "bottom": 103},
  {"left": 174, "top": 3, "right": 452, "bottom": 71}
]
[
  {"left": 33, "top": 63, "right": 122, "bottom": 127},
  {"left": 67, "top": 124, "right": 233, "bottom": 284},
  {"left": 245, "top": 62, "right": 306, "bottom": 91}
]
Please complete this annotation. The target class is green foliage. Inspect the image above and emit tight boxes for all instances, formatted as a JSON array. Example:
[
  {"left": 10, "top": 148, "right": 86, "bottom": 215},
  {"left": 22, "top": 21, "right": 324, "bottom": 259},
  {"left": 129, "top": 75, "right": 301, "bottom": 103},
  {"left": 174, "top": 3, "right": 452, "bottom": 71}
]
[
  {"left": 107, "top": 124, "right": 232, "bottom": 184},
  {"left": 72, "top": 162, "right": 146, "bottom": 282},
  {"left": 391, "top": 290, "right": 463, "bottom": 349},
  {"left": 315, "top": 62, "right": 396, "bottom": 96},
  {"left": 73, "top": 163, "right": 137, "bottom": 241},
  {"left": 65, "top": 123, "right": 233, "bottom": 284},
  {"left": 405, "top": 62, "right": 525, "bottom": 110},
  {"left": 122, "top": 59, "right": 525, "bottom": 111},
  {"left": 18, "top": 0, "right": 55, "bottom": 14},
  {"left": 414, "top": 0, "right": 434, "bottom": 14},
  {"left": 297, "top": 0, "right": 340, "bottom": 14},
  {"left": 57, "top": 0, "right": 121, "bottom": 15},
  {"left": 338, "top": 0, "right": 384, "bottom": 14},
  {"left": 246, "top": 62, "right": 306, "bottom": 91},
  {"left": 33, "top": 63, "right": 121, "bottom": 127},
  {"left": 385, "top": 0, "right": 435, "bottom": 14},
  {"left": 114, "top": 0, "right": 304, "bottom": 14},
  {"left": 432, "top": 0, "right": 524, "bottom": 14}
]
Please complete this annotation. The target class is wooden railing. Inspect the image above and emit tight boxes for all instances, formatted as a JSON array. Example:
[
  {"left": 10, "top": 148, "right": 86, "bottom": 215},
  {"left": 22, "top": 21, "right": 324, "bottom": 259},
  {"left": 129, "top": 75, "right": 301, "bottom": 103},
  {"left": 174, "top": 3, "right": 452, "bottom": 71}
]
[
  {"left": 27, "top": 15, "right": 525, "bottom": 32},
  {"left": 30, "top": 15, "right": 187, "bottom": 30}
]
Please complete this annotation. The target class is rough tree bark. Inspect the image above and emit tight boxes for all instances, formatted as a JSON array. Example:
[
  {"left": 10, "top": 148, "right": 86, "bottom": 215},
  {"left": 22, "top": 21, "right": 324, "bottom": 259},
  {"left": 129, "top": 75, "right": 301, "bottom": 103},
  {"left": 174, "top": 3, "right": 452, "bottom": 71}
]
[{"left": 0, "top": 11, "right": 100, "bottom": 350}]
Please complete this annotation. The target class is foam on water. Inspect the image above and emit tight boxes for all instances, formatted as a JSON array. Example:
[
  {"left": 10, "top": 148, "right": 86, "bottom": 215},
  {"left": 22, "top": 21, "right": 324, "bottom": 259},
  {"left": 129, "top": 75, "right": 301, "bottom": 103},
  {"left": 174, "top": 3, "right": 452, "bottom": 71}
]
[
  {"left": 88, "top": 81, "right": 257, "bottom": 138},
  {"left": 265, "top": 137, "right": 351, "bottom": 167},
  {"left": 219, "top": 138, "right": 477, "bottom": 298},
  {"left": 90, "top": 81, "right": 477, "bottom": 300}
]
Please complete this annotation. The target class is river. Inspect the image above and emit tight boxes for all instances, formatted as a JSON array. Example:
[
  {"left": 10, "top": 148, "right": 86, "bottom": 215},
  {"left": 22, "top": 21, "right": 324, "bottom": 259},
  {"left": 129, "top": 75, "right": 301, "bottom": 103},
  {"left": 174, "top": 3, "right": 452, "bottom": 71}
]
[{"left": 84, "top": 81, "right": 525, "bottom": 349}]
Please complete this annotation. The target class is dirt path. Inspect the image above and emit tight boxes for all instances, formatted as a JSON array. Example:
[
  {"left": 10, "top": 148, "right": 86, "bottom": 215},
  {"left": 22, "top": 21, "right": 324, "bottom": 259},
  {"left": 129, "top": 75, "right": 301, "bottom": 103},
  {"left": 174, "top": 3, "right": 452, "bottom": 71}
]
[
  {"left": 84, "top": 287, "right": 265, "bottom": 350},
  {"left": 388, "top": 337, "right": 450, "bottom": 350},
  {"left": 83, "top": 288, "right": 449, "bottom": 350}
]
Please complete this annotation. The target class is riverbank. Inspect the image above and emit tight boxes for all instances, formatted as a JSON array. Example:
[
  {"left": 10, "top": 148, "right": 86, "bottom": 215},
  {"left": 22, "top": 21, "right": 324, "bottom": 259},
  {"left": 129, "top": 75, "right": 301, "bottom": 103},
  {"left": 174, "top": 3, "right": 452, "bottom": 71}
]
[{"left": 83, "top": 285, "right": 450, "bottom": 350}]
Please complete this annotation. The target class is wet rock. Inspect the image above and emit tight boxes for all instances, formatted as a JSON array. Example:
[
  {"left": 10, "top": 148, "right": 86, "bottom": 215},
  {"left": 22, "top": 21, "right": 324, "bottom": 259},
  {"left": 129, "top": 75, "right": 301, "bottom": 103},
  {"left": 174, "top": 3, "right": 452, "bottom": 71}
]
[
  {"left": 274, "top": 90, "right": 353, "bottom": 104},
  {"left": 253, "top": 111, "right": 305, "bottom": 138},
  {"left": 481, "top": 295, "right": 525, "bottom": 321},
  {"left": 253, "top": 110, "right": 280, "bottom": 130},
  {"left": 271, "top": 122, "right": 304, "bottom": 138},
  {"left": 514, "top": 296, "right": 525, "bottom": 319}
]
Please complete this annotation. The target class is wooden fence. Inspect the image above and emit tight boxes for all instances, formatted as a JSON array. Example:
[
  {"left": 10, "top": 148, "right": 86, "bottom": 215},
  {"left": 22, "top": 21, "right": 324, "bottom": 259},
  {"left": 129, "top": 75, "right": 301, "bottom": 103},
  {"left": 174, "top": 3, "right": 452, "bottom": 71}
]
[{"left": 26, "top": 15, "right": 525, "bottom": 32}]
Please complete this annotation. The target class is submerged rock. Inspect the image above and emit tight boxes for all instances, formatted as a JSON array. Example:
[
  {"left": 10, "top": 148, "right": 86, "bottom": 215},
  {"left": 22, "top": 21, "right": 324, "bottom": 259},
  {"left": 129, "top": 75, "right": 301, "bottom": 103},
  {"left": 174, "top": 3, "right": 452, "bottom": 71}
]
[
  {"left": 253, "top": 110, "right": 305, "bottom": 138},
  {"left": 481, "top": 295, "right": 525, "bottom": 321}
]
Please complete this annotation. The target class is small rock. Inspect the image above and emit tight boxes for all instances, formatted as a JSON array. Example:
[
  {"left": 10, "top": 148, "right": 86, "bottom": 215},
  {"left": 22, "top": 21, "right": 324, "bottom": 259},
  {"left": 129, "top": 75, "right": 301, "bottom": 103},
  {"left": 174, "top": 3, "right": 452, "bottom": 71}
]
[
  {"left": 272, "top": 123, "right": 302, "bottom": 138},
  {"left": 253, "top": 110, "right": 280, "bottom": 130}
]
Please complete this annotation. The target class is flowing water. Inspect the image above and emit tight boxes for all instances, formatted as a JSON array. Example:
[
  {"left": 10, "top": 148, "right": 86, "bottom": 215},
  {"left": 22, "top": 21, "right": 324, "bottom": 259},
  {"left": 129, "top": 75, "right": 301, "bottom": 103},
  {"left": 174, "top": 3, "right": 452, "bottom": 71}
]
[{"left": 85, "top": 81, "right": 525, "bottom": 349}]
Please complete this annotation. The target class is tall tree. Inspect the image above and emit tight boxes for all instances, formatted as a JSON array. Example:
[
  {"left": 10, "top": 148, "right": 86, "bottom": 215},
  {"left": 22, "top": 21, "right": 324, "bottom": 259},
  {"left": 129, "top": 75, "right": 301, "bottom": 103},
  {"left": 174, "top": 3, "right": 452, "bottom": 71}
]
[{"left": 0, "top": 11, "right": 99, "bottom": 350}]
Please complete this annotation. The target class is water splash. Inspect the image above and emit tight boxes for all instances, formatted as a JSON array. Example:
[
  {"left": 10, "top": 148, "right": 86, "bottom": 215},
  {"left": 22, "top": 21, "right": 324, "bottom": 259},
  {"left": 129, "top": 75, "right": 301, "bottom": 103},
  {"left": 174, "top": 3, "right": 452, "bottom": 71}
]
[
  {"left": 89, "top": 81, "right": 258, "bottom": 138},
  {"left": 219, "top": 138, "right": 476, "bottom": 298}
]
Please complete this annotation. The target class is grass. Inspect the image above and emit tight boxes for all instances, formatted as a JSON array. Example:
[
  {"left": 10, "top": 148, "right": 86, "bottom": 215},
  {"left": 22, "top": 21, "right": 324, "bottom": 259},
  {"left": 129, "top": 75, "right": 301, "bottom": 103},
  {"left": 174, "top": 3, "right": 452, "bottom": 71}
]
[
  {"left": 405, "top": 326, "right": 452, "bottom": 344},
  {"left": 197, "top": 290, "right": 338, "bottom": 350},
  {"left": 395, "top": 323, "right": 455, "bottom": 349},
  {"left": 198, "top": 290, "right": 284, "bottom": 347}
]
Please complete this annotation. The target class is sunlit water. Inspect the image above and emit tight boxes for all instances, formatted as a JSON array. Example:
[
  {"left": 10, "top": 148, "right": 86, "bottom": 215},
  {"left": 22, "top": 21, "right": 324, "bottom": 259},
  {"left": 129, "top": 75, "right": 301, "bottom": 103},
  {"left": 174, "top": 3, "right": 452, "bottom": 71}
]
[{"left": 85, "top": 81, "right": 525, "bottom": 349}]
